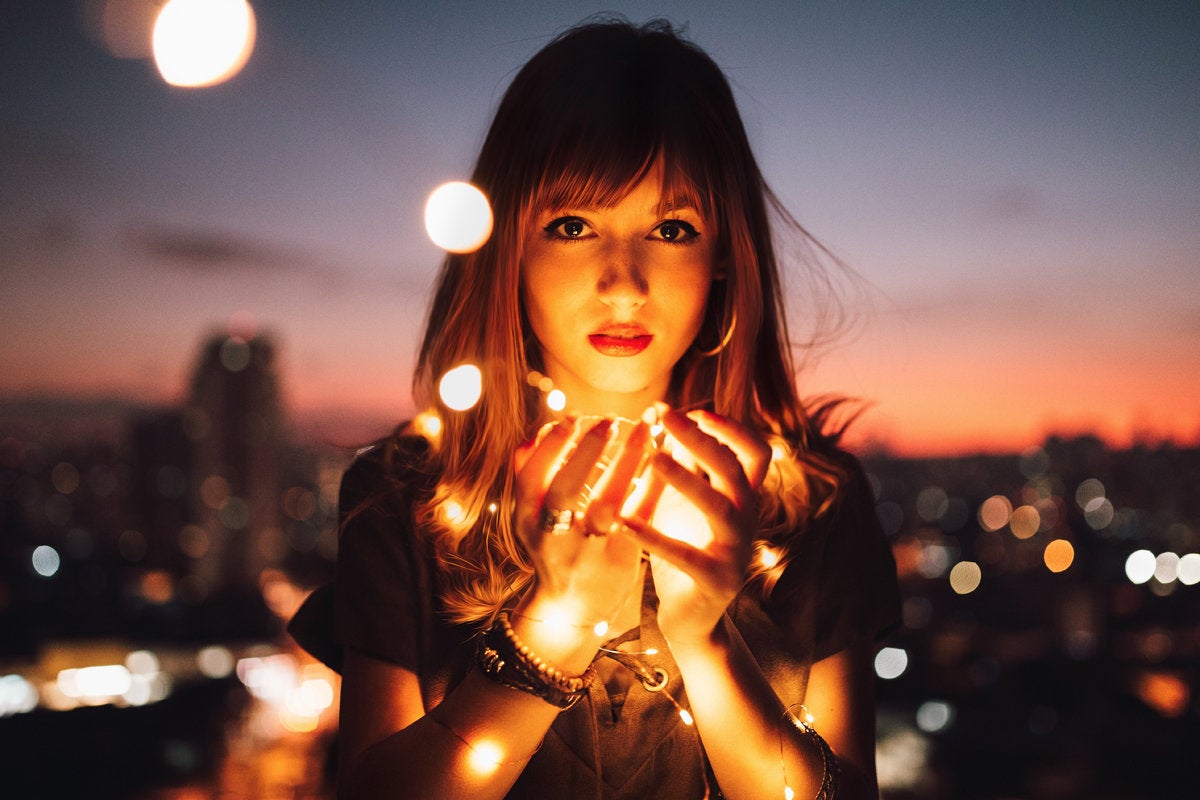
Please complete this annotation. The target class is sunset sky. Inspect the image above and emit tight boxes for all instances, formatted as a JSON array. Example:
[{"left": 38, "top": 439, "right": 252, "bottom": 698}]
[{"left": 3, "top": 1, "right": 1198, "bottom": 456}]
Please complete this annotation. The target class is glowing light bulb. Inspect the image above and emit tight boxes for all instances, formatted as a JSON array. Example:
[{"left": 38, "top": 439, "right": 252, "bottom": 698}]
[
  {"left": 152, "top": 0, "right": 255, "bottom": 88},
  {"left": 593, "top": 620, "right": 609, "bottom": 637},
  {"left": 424, "top": 182, "right": 493, "bottom": 253},
  {"left": 678, "top": 708, "right": 694, "bottom": 725},
  {"left": 784, "top": 787, "right": 795, "bottom": 800},
  {"left": 759, "top": 545, "right": 781, "bottom": 569},
  {"left": 546, "top": 389, "right": 566, "bottom": 412},
  {"left": 439, "top": 364, "right": 482, "bottom": 411},
  {"left": 467, "top": 740, "right": 505, "bottom": 774},
  {"left": 414, "top": 410, "right": 443, "bottom": 440}
]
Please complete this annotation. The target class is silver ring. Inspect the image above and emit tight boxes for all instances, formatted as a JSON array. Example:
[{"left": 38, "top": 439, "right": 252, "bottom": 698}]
[{"left": 538, "top": 505, "right": 576, "bottom": 535}]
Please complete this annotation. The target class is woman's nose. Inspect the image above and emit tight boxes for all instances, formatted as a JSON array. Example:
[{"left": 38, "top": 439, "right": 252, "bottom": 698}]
[{"left": 597, "top": 246, "right": 648, "bottom": 309}]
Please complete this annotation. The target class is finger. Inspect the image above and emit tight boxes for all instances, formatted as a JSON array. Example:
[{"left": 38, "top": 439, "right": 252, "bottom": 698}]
[
  {"left": 686, "top": 410, "right": 772, "bottom": 489},
  {"left": 585, "top": 422, "right": 649, "bottom": 535},
  {"left": 618, "top": 516, "right": 717, "bottom": 580},
  {"left": 543, "top": 418, "right": 613, "bottom": 509},
  {"left": 515, "top": 420, "right": 575, "bottom": 507},
  {"left": 648, "top": 452, "right": 740, "bottom": 542},
  {"left": 662, "top": 410, "right": 752, "bottom": 504}
]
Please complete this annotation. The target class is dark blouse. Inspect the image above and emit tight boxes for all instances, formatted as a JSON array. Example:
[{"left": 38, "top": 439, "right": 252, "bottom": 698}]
[{"left": 289, "top": 434, "right": 900, "bottom": 799}]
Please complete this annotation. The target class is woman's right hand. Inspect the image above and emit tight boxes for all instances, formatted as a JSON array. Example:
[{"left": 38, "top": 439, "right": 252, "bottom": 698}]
[{"left": 512, "top": 418, "right": 648, "bottom": 629}]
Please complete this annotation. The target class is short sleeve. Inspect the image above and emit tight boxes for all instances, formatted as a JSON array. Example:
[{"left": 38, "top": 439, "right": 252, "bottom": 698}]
[
  {"left": 332, "top": 448, "right": 433, "bottom": 672},
  {"left": 810, "top": 457, "right": 901, "bottom": 662}
]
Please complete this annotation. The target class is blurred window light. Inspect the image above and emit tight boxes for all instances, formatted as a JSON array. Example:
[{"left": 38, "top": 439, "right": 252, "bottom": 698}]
[
  {"left": 1083, "top": 497, "right": 1115, "bottom": 530},
  {"left": 876, "top": 728, "right": 930, "bottom": 792},
  {"left": 874, "top": 647, "right": 908, "bottom": 680},
  {"left": 1043, "top": 539, "right": 1075, "bottom": 573},
  {"left": 1177, "top": 553, "right": 1200, "bottom": 586},
  {"left": 153, "top": 0, "right": 256, "bottom": 88},
  {"left": 197, "top": 646, "right": 235, "bottom": 679},
  {"left": 1125, "top": 549, "right": 1156, "bottom": 584},
  {"left": 977, "top": 495, "right": 1013, "bottom": 532},
  {"left": 1008, "top": 505, "right": 1040, "bottom": 540},
  {"left": 915, "top": 700, "right": 955, "bottom": 733},
  {"left": 0, "top": 674, "right": 39, "bottom": 717},
  {"left": 948, "top": 561, "right": 982, "bottom": 595},
  {"left": 916, "top": 540, "right": 952, "bottom": 579},
  {"left": 1075, "top": 478, "right": 1106, "bottom": 509},
  {"left": 51, "top": 461, "right": 80, "bottom": 494},
  {"left": 915, "top": 486, "right": 948, "bottom": 522},
  {"left": 1154, "top": 552, "right": 1180, "bottom": 584},
  {"left": 31, "top": 545, "right": 61, "bottom": 578}
]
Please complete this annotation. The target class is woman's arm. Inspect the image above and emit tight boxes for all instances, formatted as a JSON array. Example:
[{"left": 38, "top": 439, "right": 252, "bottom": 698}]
[
  {"left": 671, "top": 631, "right": 878, "bottom": 800},
  {"left": 338, "top": 621, "right": 601, "bottom": 800}
]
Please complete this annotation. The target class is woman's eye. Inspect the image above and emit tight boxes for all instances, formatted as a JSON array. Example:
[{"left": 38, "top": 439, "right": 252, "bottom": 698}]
[
  {"left": 652, "top": 220, "right": 700, "bottom": 244},
  {"left": 545, "top": 217, "right": 591, "bottom": 239}
]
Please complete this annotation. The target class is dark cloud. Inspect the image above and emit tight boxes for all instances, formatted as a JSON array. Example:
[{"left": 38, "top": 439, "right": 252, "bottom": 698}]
[{"left": 127, "top": 225, "right": 319, "bottom": 274}]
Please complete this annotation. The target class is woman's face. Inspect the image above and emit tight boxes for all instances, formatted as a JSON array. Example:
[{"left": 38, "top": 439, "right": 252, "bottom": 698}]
[{"left": 521, "top": 169, "right": 717, "bottom": 419}]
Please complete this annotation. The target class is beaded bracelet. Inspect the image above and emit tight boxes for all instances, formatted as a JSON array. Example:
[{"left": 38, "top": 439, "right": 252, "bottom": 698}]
[{"left": 476, "top": 611, "right": 596, "bottom": 709}]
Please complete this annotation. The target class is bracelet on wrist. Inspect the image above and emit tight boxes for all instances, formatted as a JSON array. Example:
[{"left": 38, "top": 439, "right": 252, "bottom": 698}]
[{"left": 475, "top": 611, "right": 596, "bottom": 710}]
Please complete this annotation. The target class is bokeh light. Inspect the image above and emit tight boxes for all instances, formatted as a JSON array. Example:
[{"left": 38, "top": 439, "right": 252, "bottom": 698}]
[
  {"left": 439, "top": 364, "right": 483, "bottom": 411},
  {"left": 948, "top": 561, "right": 982, "bottom": 594},
  {"left": 916, "top": 700, "right": 955, "bottom": 733},
  {"left": 546, "top": 388, "right": 567, "bottom": 412},
  {"left": 1125, "top": 549, "right": 1156, "bottom": 584},
  {"left": 31, "top": 545, "right": 61, "bottom": 578},
  {"left": 874, "top": 647, "right": 909, "bottom": 680},
  {"left": 1008, "top": 505, "right": 1040, "bottom": 540},
  {"left": 424, "top": 182, "right": 494, "bottom": 253},
  {"left": 1043, "top": 539, "right": 1075, "bottom": 573},
  {"left": 1177, "top": 553, "right": 1200, "bottom": 586},
  {"left": 153, "top": 0, "right": 256, "bottom": 88}
]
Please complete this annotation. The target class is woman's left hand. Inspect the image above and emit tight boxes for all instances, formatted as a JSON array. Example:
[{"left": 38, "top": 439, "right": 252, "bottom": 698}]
[{"left": 620, "top": 409, "right": 771, "bottom": 645}]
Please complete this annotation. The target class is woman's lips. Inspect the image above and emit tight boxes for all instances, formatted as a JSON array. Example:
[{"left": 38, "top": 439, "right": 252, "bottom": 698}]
[{"left": 589, "top": 326, "right": 652, "bottom": 356}]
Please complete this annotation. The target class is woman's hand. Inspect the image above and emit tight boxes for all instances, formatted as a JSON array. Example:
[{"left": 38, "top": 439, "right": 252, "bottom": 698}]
[
  {"left": 620, "top": 409, "right": 771, "bottom": 644},
  {"left": 513, "top": 418, "right": 648, "bottom": 628}
]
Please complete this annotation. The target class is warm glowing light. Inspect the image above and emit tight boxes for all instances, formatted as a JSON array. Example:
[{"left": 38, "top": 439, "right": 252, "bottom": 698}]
[
  {"left": 1134, "top": 671, "right": 1190, "bottom": 718},
  {"left": 784, "top": 787, "right": 795, "bottom": 800},
  {"left": 0, "top": 674, "right": 38, "bottom": 717},
  {"left": 678, "top": 708, "right": 694, "bottom": 725},
  {"left": 977, "top": 495, "right": 1013, "bottom": 533},
  {"left": 442, "top": 498, "right": 470, "bottom": 531},
  {"left": 424, "top": 181, "right": 494, "bottom": 253},
  {"left": 1008, "top": 504, "right": 1040, "bottom": 539},
  {"left": 414, "top": 410, "right": 443, "bottom": 441},
  {"left": 1043, "top": 539, "right": 1075, "bottom": 573},
  {"left": 152, "top": 0, "right": 256, "bottom": 88},
  {"left": 546, "top": 388, "right": 567, "bottom": 412},
  {"left": 540, "top": 606, "right": 575, "bottom": 640},
  {"left": 759, "top": 545, "right": 781, "bottom": 569},
  {"left": 58, "top": 665, "right": 132, "bottom": 700},
  {"left": 439, "top": 364, "right": 483, "bottom": 411},
  {"left": 874, "top": 647, "right": 908, "bottom": 680},
  {"left": 467, "top": 739, "right": 506, "bottom": 773},
  {"left": 593, "top": 620, "right": 609, "bottom": 637},
  {"left": 948, "top": 561, "right": 982, "bottom": 594},
  {"left": 1125, "top": 549, "right": 1156, "bottom": 585}
]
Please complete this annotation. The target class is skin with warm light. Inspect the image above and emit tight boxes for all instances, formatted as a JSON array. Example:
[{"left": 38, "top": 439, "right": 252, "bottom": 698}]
[{"left": 337, "top": 21, "right": 883, "bottom": 800}]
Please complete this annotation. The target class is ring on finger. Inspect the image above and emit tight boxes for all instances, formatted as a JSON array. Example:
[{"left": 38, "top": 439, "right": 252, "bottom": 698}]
[{"left": 538, "top": 505, "right": 577, "bottom": 535}]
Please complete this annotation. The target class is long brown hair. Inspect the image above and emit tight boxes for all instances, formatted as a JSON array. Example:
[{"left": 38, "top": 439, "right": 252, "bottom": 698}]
[{"left": 404, "top": 19, "right": 853, "bottom": 623}]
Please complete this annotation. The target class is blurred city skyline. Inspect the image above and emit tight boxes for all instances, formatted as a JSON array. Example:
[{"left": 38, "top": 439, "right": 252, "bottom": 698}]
[{"left": 3, "top": 1, "right": 1199, "bottom": 457}]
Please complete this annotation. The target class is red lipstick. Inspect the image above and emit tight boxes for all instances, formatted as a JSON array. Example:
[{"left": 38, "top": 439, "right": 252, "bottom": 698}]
[{"left": 589, "top": 324, "right": 651, "bottom": 356}]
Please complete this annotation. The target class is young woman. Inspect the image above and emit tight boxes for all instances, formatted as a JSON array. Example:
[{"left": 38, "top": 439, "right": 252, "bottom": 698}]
[{"left": 291, "top": 18, "right": 899, "bottom": 800}]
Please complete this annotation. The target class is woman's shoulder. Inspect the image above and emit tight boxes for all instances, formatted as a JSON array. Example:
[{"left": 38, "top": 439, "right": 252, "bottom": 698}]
[{"left": 339, "top": 424, "right": 439, "bottom": 515}]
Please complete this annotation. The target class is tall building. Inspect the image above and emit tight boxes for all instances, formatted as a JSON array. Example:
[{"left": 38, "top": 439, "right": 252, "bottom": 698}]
[{"left": 184, "top": 332, "right": 286, "bottom": 599}]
